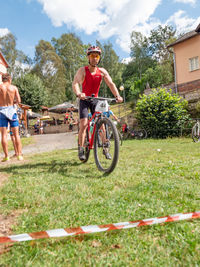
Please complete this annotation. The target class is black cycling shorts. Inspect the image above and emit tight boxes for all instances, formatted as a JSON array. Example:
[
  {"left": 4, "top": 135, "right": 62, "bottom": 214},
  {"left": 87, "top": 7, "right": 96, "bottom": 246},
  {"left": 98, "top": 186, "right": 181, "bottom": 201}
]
[{"left": 79, "top": 99, "right": 98, "bottom": 119}]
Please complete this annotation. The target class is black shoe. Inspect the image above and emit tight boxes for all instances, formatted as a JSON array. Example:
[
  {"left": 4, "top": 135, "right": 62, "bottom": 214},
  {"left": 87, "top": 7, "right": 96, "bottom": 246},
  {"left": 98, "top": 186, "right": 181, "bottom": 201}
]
[
  {"left": 78, "top": 147, "right": 86, "bottom": 161},
  {"left": 103, "top": 149, "right": 112, "bottom": 160}
]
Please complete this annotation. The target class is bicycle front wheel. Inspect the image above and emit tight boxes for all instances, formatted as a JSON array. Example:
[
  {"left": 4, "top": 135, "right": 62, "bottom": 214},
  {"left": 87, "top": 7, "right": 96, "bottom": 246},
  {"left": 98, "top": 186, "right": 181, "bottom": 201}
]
[
  {"left": 118, "top": 131, "right": 123, "bottom": 146},
  {"left": 94, "top": 118, "right": 119, "bottom": 173},
  {"left": 192, "top": 123, "right": 200, "bottom": 143}
]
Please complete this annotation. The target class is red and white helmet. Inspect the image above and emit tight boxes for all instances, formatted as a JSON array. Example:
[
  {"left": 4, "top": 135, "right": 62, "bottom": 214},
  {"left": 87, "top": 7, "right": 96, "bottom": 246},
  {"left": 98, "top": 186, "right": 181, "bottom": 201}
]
[{"left": 87, "top": 46, "right": 102, "bottom": 55}]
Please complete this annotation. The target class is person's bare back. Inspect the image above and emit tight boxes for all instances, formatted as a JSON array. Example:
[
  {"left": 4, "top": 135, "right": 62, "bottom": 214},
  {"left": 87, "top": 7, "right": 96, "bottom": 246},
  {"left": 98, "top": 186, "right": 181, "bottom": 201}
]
[{"left": 0, "top": 74, "right": 20, "bottom": 107}]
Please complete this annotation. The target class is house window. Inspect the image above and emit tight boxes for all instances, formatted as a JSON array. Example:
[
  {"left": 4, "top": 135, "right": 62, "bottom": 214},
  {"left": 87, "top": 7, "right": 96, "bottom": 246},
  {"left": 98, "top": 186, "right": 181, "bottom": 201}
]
[{"left": 189, "top": 56, "right": 199, "bottom": 71}]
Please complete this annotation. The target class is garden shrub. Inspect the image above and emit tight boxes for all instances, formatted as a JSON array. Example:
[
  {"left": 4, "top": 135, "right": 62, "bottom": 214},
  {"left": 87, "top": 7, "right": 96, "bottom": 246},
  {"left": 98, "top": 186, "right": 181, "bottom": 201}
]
[{"left": 135, "top": 88, "right": 190, "bottom": 138}]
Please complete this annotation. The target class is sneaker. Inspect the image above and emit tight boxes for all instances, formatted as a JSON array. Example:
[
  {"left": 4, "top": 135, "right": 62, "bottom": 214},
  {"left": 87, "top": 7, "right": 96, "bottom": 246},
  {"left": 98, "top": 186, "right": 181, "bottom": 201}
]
[
  {"left": 1, "top": 157, "right": 10, "bottom": 162},
  {"left": 78, "top": 147, "right": 86, "bottom": 161},
  {"left": 17, "top": 155, "right": 24, "bottom": 161},
  {"left": 103, "top": 149, "right": 112, "bottom": 160}
]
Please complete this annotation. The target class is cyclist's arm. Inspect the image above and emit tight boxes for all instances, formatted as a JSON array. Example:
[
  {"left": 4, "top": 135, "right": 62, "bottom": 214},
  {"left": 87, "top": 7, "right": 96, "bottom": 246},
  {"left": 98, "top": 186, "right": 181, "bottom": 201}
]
[
  {"left": 72, "top": 67, "right": 86, "bottom": 99},
  {"left": 100, "top": 68, "right": 123, "bottom": 103}
]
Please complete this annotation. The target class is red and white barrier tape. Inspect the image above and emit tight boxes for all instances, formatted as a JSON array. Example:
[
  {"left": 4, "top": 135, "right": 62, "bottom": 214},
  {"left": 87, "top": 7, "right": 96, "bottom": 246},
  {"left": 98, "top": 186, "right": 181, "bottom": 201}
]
[{"left": 0, "top": 211, "right": 199, "bottom": 244}]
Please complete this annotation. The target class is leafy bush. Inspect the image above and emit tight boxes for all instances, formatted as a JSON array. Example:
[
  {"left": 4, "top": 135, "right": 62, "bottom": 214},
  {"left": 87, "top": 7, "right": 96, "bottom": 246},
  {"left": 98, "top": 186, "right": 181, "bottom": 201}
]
[{"left": 135, "top": 88, "right": 190, "bottom": 138}]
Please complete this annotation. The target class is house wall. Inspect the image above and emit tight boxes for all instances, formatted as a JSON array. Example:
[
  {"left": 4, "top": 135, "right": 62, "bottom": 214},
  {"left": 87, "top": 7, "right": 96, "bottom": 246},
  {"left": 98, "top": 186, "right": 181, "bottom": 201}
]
[
  {"left": 173, "top": 34, "right": 200, "bottom": 84},
  {"left": 0, "top": 54, "right": 7, "bottom": 83}
]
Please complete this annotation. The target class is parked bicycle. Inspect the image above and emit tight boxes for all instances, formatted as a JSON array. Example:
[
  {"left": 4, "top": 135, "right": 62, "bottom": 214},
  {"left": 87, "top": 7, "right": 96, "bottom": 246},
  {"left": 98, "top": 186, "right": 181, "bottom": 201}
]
[
  {"left": 121, "top": 124, "right": 147, "bottom": 140},
  {"left": 192, "top": 119, "right": 200, "bottom": 142},
  {"left": 78, "top": 96, "right": 120, "bottom": 173},
  {"left": 19, "top": 121, "right": 27, "bottom": 137}
]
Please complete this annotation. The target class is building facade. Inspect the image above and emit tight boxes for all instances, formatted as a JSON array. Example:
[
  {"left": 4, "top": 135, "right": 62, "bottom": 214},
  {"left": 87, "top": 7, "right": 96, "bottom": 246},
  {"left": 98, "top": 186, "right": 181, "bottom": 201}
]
[
  {"left": 0, "top": 51, "right": 9, "bottom": 83},
  {"left": 168, "top": 23, "right": 200, "bottom": 112}
]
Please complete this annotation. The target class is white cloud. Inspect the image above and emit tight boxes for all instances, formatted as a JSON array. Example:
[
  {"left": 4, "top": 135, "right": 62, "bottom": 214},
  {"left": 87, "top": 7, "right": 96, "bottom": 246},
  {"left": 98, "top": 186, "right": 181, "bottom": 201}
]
[
  {"left": 36, "top": 0, "right": 199, "bottom": 55},
  {"left": 166, "top": 10, "right": 200, "bottom": 34},
  {"left": 0, "top": 28, "right": 10, "bottom": 37},
  {"left": 37, "top": 0, "right": 161, "bottom": 53},
  {"left": 174, "top": 0, "right": 196, "bottom": 6}
]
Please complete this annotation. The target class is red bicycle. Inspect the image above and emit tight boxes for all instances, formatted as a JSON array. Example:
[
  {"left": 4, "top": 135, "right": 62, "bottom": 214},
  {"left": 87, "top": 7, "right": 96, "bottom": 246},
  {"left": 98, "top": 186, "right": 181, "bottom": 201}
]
[{"left": 79, "top": 96, "right": 120, "bottom": 173}]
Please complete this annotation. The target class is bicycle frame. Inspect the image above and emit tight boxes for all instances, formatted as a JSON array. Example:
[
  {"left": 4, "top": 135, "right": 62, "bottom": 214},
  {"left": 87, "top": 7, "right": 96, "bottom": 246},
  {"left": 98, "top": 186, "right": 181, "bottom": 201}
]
[
  {"left": 78, "top": 96, "right": 120, "bottom": 173},
  {"left": 84, "top": 96, "right": 116, "bottom": 150}
]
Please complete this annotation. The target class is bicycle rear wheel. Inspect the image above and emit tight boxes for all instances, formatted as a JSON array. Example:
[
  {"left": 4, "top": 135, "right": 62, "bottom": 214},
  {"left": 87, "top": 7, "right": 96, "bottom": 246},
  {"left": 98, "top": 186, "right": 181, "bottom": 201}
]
[
  {"left": 94, "top": 118, "right": 119, "bottom": 173},
  {"left": 122, "top": 131, "right": 130, "bottom": 140},
  {"left": 192, "top": 123, "right": 200, "bottom": 143},
  {"left": 135, "top": 129, "right": 147, "bottom": 139}
]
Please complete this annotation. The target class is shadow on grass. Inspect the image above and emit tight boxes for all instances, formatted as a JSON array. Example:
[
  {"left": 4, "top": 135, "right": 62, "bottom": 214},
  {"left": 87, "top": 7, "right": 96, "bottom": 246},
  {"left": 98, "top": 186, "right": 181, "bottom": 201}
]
[{"left": 0, "top": 159, "right": 105, "bottom": 179}]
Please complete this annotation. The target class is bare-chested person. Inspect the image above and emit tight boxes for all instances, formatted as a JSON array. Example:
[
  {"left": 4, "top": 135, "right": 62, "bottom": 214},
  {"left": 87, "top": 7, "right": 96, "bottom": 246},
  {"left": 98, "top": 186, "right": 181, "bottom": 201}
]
[{"left": 0, "top": 73, "right": 23, "bottom": 162}]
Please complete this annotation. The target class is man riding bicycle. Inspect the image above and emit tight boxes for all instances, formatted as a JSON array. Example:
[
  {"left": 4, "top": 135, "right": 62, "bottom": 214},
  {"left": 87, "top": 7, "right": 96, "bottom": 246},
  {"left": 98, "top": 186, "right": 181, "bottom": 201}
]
[{"left": 72, "top": 45, "right": 123, "bottom": 161}]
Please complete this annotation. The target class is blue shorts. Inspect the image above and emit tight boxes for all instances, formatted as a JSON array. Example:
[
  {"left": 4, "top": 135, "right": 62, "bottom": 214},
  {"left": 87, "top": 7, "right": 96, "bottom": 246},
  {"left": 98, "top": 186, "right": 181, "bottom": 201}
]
[{"left": 0, "top": 113, "right": 19, "bottom": 128}]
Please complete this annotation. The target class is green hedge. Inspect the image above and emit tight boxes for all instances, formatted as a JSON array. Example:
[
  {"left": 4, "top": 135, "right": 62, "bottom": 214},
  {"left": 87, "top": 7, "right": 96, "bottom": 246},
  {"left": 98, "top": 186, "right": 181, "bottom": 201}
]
[{"left": 135, "top": 88, "right": 190, "bottom": 138}]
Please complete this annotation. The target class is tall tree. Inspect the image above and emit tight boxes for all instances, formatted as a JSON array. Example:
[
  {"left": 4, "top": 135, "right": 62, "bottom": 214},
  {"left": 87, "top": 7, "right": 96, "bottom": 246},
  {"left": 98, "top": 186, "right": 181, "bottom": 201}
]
[
  {"left": 0, "top": 32, "right": 31, "bottom": 78},
  {"left": 122, "top": 31, "right": 155, "bottom": 101},
  {"left": 33, "top": 40, "right": 67, "bottom": 105},
  {"left": 52, "top": 33, "right": 87, "bottom": 100},
  {"left": 130, "top": 31, "right": 155, "bottom": 79},
  {"left": 148, "top": 25, "right": 176, "bottom": 62},
  {"left": 97, "top": 41, "right": 124, "bottom": 97}
]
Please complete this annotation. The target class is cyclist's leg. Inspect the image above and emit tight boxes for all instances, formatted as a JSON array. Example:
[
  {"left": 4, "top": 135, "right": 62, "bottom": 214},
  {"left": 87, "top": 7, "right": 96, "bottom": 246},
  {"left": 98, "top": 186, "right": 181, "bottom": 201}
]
[
  {"left": 78, "top": 100, "right": 89, "bottom": 160},
  {"left": 79, "top": 118, "right": 88, "bottom": 147}
]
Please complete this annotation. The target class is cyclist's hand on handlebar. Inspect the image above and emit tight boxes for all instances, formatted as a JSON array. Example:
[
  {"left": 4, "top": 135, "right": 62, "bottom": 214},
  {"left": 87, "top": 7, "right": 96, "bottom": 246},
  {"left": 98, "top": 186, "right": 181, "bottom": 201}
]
[
  {"left": 77, "top": 93, "right": 86, "bottom": 100},
  {"left": 116, "top": 95, "right": 123, "bottom": 103}
]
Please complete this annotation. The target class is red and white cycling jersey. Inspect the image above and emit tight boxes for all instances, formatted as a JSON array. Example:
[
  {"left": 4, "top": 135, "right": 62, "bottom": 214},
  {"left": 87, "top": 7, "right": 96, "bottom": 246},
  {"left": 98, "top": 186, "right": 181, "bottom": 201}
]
[{"left": 82, "top": 66, "right": 102, "bottom": 97}]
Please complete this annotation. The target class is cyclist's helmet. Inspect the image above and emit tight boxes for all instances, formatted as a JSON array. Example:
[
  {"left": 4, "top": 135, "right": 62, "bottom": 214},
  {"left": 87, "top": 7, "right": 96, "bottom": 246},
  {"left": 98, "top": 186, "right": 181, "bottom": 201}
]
[{"left": 87, "top": 46, "right": 102, "bottom": 55}]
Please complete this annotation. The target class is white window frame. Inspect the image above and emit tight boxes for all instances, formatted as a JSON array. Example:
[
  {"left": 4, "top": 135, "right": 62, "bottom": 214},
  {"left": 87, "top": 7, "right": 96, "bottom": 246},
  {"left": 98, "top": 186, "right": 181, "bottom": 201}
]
[{"left": 189, "top": 56, "right": 199, "bottom": 71}]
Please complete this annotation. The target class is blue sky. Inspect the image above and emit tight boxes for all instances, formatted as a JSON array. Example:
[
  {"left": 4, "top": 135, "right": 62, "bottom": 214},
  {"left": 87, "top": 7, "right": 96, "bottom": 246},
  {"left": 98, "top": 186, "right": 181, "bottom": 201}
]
[{"left": 0, "top": 0, "right": 199, "bottom": 61}]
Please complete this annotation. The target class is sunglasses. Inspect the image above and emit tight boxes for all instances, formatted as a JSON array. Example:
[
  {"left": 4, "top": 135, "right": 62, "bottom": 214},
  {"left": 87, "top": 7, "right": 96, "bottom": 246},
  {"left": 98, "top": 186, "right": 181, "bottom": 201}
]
[{"left": 89, "top": 53, "right": 100, "bottom": 60}]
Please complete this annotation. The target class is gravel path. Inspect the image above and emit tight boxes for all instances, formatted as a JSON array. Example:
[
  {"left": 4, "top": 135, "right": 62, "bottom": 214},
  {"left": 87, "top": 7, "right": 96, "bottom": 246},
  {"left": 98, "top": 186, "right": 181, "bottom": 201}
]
[{"left": 1, "top": 132, "right": 78, "bottom": 157}]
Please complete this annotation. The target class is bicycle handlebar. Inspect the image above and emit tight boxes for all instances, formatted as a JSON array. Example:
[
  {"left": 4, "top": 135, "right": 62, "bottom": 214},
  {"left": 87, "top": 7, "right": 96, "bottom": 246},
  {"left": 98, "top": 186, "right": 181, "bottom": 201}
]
[{"left": 85, "top": 96, "right": 116, "bottom": 102}]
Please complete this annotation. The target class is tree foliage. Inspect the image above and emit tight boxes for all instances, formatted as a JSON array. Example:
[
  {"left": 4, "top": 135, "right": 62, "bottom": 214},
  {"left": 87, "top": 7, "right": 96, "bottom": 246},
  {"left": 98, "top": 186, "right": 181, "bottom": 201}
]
[
  {"left": 135, "top": 88, "right": 189, "bottom": 138},
  {"left": 130, "top": 31, "right": 155, "bottom": 79},
  {"left": 123, "top": 25, "right": 176, "bottom": 102},
  {"left": 0, "top": 33, "right": 32, "bottom": 78},
  {"left": 52, "top": 33, "right": 87, "bottom": 100},
  {"left": 148, "top": 25, "right": 176, "bottom": 62},
  {"left": 97, "top": 41, "right": 124, "bottom": 97},
  {"left": 33, "top": 40, "right": 67, "bottom": 105},
  {"left": 14, "top": 73, "right": 49, "bottom": 111}
]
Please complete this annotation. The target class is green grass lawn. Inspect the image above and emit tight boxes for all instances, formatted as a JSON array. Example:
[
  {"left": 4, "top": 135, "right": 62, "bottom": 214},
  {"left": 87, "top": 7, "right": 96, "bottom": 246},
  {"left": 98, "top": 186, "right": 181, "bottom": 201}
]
[{"left": 0, "top": 138, "right": 199, "bottom": 266}]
